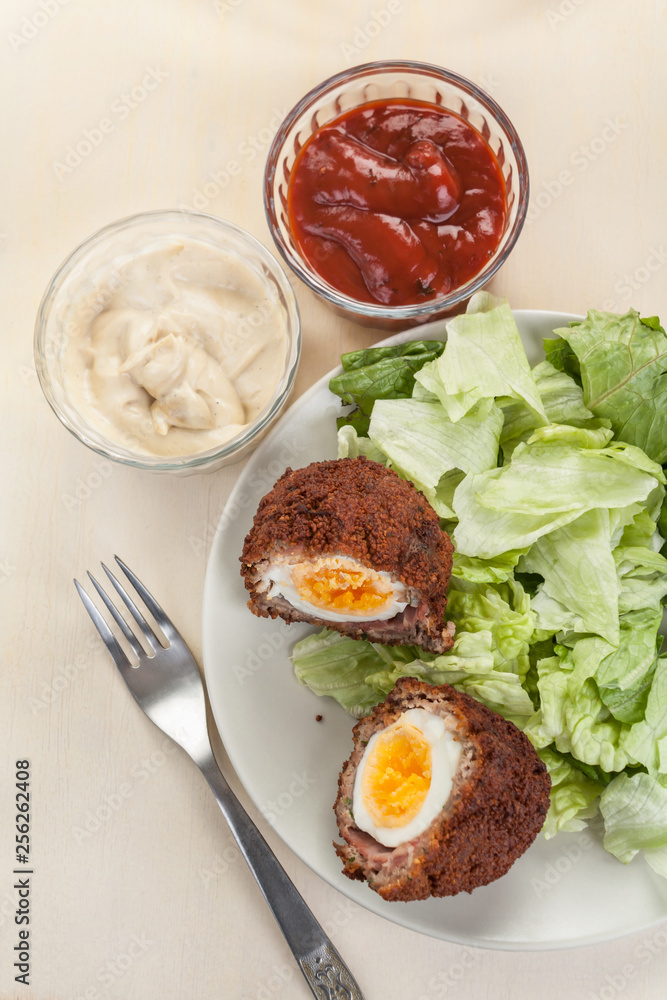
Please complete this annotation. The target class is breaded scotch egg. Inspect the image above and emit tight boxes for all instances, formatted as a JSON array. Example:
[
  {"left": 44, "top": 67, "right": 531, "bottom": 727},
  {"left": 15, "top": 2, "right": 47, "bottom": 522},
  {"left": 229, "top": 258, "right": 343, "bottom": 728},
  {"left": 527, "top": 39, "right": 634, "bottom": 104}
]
[
  {"left": 240, "top": 457, "right": 455, "bottom": 653},
  {"left": 334, "top": 677, "right": 551, "bottom": 901}
]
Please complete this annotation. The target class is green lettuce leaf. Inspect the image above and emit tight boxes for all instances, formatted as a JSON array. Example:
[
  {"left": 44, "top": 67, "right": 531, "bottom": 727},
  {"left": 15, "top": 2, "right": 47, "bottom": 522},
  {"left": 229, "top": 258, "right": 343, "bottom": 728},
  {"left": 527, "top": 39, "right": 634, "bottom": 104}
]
[
  {"left": 519, "top": 508, "right": 620, "bottom": 644},
  {"left": 537, "top": 747, "right": 605, "bottom": 838},
  {"left": 552, "top": 309, "right": 667, "bottom": 463},
  {"left": 594, "top": 609, "right": 664, "bottom": 723},
  {"left": 329, "top": 340, "right": 445, "bottom": 436},
  {"left": 292, "top": 629, "right": 389, "bottom": 718},
  {"left": 452, "top": 550, "right": 524, "bottom": 584},
  {"left": 543, "top": 335, "right": 582, "bottom": 383},
  {"left": 291, "top": 626, "right": 520, "bottom": 721},
  {"left": 526, "top": 422, "right": 614, "bottom": 449},
  {"left": 523, "top": 651, "right": 635, "bottom": 772},
  {"left": 364, "top": 660, "right": 534, "bottom": 723},
  {"left": 444, "top": 576, "right": 534, "bottom": 678},
  {"left": 614, "top": 545, "right": 667, "bottom": 614},
  {"left": 658, "top": 493, "right": 667, "bottom": 554},
  {"left": 525, "top": 605, "right": 665, "bottom": 768},
  {"left": 453, "top": 440, "right": 661, "bottom": 559},
  {"left": 292, "top": 576, "right": 535, "bottom": 721},
  {"left": 336, "top": 424, "right": 389, "bottom": 465},
  {"left": 415, "top": 295, "right": 548, "bottom": 424},
  {"left": 601, "top": 771, "right": 667, "bottom": 864},
  {"left": 368, "top": 397, "right": 503, "bottom": 487},
  {"left": 500, "top": 360, "right": 609, "bottom": 459},
  {"left": 623, "top": 656, "right": 667, "bottom": 773},
  {"left": 620, "top": 509, "right": 662, "bottom": 549},
  {"left": 422, "top": 470, "right": 466, "bottom": 520}
]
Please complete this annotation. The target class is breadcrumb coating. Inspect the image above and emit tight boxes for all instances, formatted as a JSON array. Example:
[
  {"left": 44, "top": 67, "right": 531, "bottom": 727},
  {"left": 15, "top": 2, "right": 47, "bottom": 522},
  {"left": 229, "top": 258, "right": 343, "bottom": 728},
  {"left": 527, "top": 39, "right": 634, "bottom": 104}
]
[{"left": 240, "top": 457, "right": 455, "bottom": 653}]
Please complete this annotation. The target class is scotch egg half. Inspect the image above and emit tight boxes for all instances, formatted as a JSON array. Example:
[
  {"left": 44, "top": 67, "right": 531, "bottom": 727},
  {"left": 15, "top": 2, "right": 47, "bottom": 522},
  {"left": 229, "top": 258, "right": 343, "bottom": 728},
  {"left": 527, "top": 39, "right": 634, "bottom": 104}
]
[
  {"left": 352, "top": 708, "right": 462, "bottom": 848},
  {"left": 259, "top": 553, "right": 411, "bottom": 623}
]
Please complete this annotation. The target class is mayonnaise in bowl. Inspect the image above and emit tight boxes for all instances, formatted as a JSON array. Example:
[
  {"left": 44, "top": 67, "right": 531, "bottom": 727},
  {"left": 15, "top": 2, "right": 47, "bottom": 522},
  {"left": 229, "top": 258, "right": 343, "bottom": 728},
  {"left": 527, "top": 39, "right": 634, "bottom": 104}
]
[{"left": 35, "top": 213, "right": 301, "bottom": 471}]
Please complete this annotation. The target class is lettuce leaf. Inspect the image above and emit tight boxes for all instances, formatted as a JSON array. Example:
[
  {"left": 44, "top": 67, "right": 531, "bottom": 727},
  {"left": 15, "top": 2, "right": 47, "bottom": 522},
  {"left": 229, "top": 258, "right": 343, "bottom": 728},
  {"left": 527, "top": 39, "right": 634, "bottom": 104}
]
[
  {"left": 525, "top": 607, "right": 665, "bottom": 769},
  {"left": 452, "top": 550, "right": 524, "bottom": 584},
  {"left": 445, "top": 575, "right": 534, "bottom": 678},
  {"left": 623, "top": 656, "right": 667, "bottom": 773},
  {"left": 422, "top": 470, "right": 466, "bottom": 519},
  {"left": 365, "top": 660, "right": 534, "bottom": 724},
  {"left": 329, "top": 340, "right": 445, "bottom": 436},
  {"left": 526, "top": 422, "right": 615, "bottom": 449},
  {"left": 524, "top": 653, "right": 634, "bottom": 773},
  {"left": 537, "top": 747, "right": 605, "bottom": 838},
  {"left": 453, "top": 440, "right": 661, "bottom": 559},
  {"left": 415, "top": 295, "right": 548, "bottom": 424},
  {"left": 500, "top": 360, "right": 608, "bottom": 459},
  {"left": 658, "top": 493, "right": 667, "bottom": 554},
  {"left": 292, "top": 629, "right": 390, "bottom": 718},
  {"left": 518, "top": 509, "right": 620, "bottom": 645},
  {"left": 543, "top": 335, "right": 582, "bottom": 384},
  {"left": 336, "top": 424, "right": 389, "bottom": 465},
  {"left": 368, "top": 397, "right": 503, "bottom": 487},
  {"left": 292, "top": 575, "right": 535, "bottom": 721},
  {"left": 615, "top": 545, "right": 667, "bottom": 614},
  {"left": 601, "top": 771, "right": 667, "bottom": 864},
  {"left": 552, "top": 309, "right": 667, "bottom": 463}
]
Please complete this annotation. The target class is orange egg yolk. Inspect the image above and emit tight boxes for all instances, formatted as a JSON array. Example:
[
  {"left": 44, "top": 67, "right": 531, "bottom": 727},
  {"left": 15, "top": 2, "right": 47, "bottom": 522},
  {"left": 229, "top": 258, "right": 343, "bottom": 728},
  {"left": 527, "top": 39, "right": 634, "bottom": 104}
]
[
  {"left": 291, "top": 557, "right": 394, "bottom": 615},
  {"left": 361, "top": 721, "right": 432, "bottom": 828}
]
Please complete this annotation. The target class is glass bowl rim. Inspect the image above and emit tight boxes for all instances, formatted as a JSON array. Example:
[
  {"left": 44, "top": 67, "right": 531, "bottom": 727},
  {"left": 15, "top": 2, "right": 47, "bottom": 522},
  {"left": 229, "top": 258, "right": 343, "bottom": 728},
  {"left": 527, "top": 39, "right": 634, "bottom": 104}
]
[
  {"left": 264, "top": 58, "right": 529, "bottom": 321},
  {"left": 34, "top": 208, "right": 302, "bottom": 472}
]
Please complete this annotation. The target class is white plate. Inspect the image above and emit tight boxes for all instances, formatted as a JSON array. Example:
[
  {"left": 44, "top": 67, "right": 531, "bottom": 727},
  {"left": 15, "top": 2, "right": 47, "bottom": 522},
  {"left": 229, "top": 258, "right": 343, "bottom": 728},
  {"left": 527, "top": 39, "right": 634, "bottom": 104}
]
[{"left": 202, "top": 310, "right": 667, "bottom": 950}]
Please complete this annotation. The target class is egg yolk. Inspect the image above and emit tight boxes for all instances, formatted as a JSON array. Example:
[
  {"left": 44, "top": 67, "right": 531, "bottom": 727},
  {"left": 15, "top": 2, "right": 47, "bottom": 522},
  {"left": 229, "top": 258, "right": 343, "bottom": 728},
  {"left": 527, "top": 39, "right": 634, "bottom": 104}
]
[
  {"left": 291, "top": 557, "right": 394, "bottom": 615},
  {"left": 361, "top": 720, "right": 432, "bottom": 828}
]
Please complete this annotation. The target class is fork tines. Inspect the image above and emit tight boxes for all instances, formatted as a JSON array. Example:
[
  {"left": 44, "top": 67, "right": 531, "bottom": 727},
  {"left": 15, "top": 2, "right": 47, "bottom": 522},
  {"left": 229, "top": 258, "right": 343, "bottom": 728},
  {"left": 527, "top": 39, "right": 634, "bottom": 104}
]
[{"left": 74, "top": 556, "right": 170, "bottom": 670}]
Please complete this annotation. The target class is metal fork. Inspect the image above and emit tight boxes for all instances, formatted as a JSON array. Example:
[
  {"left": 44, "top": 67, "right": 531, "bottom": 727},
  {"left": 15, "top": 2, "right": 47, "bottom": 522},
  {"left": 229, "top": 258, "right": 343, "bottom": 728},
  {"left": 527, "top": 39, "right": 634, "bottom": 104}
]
[{"left": 74, "top": 556, "right": 365, "bottom": 1000}]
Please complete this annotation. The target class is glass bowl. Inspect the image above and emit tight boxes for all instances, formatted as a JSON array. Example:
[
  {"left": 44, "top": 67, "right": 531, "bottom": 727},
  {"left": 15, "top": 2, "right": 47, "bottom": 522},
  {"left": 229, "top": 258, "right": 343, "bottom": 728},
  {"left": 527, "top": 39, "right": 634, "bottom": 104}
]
[
  {"left": 34, "top": 210, "right": 301, "bottom": 473},
  {"left": 264, "top": 60, "right": 529, "bottom": 330}
]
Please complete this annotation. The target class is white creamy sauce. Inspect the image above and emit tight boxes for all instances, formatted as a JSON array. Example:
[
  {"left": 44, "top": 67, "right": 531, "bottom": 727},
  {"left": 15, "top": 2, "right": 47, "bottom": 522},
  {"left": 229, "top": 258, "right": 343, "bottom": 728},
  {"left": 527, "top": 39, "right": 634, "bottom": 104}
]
[{"left": 61, "top": 239, "right": 287, "bottom": 456}]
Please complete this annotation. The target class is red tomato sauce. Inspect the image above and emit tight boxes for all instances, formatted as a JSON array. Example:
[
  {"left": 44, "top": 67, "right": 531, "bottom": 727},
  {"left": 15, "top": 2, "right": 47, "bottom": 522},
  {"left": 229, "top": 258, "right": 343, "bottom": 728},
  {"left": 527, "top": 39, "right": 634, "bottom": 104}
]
[{"left": 287, "top": 99, "right": 507, "bottom": 307}]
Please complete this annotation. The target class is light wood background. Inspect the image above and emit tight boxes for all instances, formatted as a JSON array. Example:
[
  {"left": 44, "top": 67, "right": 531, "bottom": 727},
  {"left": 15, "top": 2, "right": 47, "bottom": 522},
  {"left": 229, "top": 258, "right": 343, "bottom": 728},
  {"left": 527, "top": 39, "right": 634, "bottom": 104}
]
[{"left": 2, "top": 1, "right": 667, "bottom": 997}]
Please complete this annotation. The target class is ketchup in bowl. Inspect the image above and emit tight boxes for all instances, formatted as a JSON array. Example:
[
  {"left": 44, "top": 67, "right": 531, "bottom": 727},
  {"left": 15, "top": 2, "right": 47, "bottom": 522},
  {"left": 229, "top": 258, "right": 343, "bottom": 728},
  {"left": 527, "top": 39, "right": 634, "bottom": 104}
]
[{"left": 287, "top": 99, "right": 506, "bottom": 307}]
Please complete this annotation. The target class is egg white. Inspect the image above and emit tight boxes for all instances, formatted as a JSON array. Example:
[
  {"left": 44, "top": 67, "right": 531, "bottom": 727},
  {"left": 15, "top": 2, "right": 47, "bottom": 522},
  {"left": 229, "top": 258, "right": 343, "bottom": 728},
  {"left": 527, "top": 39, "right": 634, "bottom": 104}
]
[
  {"left": 259, "top": 554, "right": 409, "bottom": 623},
  {"left": 352, "top": 708, "right": 462, "bottom": 848}
]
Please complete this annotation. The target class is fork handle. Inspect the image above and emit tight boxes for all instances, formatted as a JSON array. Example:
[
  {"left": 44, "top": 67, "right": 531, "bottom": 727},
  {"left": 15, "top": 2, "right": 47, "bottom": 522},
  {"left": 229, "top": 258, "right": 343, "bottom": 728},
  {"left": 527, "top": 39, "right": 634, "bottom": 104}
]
[{"left": 198, "top": 753, "right": 366, "bottom": 1000}]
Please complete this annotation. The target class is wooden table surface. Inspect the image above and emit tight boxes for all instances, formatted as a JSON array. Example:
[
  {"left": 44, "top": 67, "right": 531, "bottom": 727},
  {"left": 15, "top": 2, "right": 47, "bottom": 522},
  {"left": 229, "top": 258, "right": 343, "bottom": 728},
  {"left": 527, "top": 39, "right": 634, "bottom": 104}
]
[{"left": 2, "top": 1, "right": 666, "bottom": 997}]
